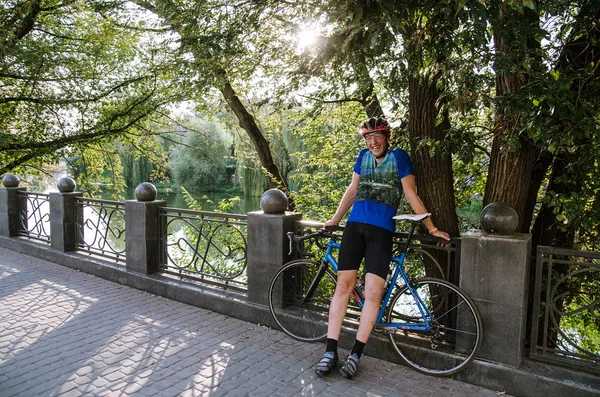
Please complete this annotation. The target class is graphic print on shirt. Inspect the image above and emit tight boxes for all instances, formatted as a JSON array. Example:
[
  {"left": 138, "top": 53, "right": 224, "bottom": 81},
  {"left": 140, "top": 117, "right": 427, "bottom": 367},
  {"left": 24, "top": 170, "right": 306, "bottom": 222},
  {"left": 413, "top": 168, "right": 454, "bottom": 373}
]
[{"left": 355, "top": 151, "right": 402, "bottom": 209}]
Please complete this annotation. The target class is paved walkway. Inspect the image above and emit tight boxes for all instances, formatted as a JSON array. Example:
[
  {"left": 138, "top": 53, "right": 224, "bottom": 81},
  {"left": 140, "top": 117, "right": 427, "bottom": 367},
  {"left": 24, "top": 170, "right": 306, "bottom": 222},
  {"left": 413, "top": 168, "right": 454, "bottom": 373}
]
[{"left": 0, "top": 247, "right": 511, "bottom": 397}]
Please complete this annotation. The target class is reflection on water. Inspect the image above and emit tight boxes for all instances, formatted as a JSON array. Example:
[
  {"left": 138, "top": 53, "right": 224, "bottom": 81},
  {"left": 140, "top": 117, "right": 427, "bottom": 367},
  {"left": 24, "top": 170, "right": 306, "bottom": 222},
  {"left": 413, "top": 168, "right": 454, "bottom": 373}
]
[{"left": 31, "top": 174, "right": 261, "bottom": 214}]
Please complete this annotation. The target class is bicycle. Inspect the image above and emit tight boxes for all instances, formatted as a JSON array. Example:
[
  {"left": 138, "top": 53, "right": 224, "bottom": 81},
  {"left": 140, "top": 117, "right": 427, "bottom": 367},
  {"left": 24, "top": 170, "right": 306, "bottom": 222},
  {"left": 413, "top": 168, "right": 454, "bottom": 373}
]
[{"left": 267, "top": 213, "right": 482, "bottom": 376}]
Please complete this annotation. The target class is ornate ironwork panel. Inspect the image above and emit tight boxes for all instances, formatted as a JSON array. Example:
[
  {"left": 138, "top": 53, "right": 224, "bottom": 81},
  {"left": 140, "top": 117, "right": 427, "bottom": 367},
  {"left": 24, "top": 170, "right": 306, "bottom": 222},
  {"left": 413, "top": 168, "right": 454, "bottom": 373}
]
[
  {"left": 530, "top": 246, "right": 600, "bottom": 374},
  {"left": 159, "top": 208, "right": 247, "bottom": 292},
  {"left": 17, "top": 191, "right": 50, "bottom": 243},
  {"left": 75, "top": 197, "right": 126, "bottom": 262}
]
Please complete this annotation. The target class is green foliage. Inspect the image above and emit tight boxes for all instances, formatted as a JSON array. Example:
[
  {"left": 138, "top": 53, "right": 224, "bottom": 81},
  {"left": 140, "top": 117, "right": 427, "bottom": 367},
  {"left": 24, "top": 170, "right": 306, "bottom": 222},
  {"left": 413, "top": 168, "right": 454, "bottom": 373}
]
[
  {"left": 2, "top": 0, "right": 599, "bottom": 247},
  {"left": 289, "top": 102, "right": 366, "bottom": 221},
  {"left": 1, "top": 0, "right": 183, "bottom": 184},
  {"left": 231, "top": 109, "right": 293, "bottom": 197},
  {"left": 169, "top": 120, "right": 233, "bottom": 190}
]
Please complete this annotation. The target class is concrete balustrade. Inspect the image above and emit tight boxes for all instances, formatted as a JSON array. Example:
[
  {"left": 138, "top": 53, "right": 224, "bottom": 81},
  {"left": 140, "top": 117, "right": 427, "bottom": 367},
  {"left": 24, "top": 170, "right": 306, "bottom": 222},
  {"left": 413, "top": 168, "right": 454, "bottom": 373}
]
[
  {"left": 0, "top": 184, "right": 26, "bottom": 237},
  {"left": 49, "top": 192, "right": 84, "bottom": 252}
]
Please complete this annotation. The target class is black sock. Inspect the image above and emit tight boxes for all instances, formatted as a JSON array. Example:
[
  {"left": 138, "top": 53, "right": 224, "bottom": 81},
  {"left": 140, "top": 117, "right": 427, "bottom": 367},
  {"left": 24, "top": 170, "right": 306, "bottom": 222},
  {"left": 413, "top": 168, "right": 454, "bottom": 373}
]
[
  {"left": 350, "top": 340, "right": 366, "bottom": 358},
  {"left": 325, "top": 338, "right": 338, "bottom": 354}
]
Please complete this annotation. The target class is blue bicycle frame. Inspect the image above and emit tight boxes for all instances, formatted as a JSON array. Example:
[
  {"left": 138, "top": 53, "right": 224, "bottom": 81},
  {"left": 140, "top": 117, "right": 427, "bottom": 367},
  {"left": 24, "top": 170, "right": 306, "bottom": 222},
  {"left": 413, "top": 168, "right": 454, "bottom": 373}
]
[{"left": 321, "top": 223, "right": 433, "bottom": 332}]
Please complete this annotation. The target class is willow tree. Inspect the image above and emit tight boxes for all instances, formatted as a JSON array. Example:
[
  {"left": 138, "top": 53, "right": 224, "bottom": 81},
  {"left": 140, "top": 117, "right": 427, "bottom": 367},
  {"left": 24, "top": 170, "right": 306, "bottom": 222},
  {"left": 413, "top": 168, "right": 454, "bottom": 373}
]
[{"left": 131, "top": 0, "right": 293, "bottom": 200}]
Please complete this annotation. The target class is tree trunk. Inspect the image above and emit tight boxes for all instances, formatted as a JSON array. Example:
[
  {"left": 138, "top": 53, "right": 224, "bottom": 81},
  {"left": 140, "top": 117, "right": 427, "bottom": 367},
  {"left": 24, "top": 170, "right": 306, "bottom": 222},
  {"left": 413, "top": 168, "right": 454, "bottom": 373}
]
[
  {"left": 527, "top": 3, "right": 600, "bottom": 239},
  {"left": 522, "top": 150, "right": 553, "bottom": 233},
  {"left": 407, "top": 76, "right": 459, "bottom": 238},
  {"left": 219, "top": 78, "right": 293, "bottom": 208},
  {"left": 484, "top": 6, "right": 541, "bottom": 233},
  {"left": 483, "top": 131, "right": 538, "bottom": 232}
]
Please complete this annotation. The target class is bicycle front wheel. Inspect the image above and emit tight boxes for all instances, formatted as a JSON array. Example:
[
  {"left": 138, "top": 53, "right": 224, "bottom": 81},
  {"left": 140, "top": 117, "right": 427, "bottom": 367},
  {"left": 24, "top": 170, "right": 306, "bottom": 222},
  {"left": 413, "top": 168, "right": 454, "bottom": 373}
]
[
  {"left": 268, "top": 260, "right": 336, "bottom": 342},
  {"left": 386, "top": 278, "right": 482, "bottom": 376}
]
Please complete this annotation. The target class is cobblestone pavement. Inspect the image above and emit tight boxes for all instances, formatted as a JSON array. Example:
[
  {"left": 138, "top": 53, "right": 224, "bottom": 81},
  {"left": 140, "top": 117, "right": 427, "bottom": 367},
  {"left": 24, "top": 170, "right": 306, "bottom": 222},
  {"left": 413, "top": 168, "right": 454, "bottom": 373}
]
[{"left": 0, "top": 247, "right": 512, "bottom": 397}]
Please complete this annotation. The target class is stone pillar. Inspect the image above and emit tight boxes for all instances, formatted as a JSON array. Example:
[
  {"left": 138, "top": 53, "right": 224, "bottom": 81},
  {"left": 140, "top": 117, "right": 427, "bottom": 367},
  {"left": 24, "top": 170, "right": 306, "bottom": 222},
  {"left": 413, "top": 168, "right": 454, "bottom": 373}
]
[
  {"left": 0, "top": 175, "right": 26, "bottom": 237},
  {"left": 459, "top": 231, "right": 532, "bottom": 367},
  {"left": 50, "top": 178, "right": 83, "bottom": 251},
  {"left": 125, "top": 183, "right": 166, "bottom": 274},
  {"left": 247, "top": 211, "right": 302, "bottom": 306}
]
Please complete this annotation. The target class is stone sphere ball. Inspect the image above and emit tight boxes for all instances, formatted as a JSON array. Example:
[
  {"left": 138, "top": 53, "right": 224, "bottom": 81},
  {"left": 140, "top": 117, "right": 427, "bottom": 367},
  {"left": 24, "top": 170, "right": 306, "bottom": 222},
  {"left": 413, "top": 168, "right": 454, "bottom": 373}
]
[
  {"left": 2, "top": 174, "right": 20, "bottom": 187},
  {"left": 480, "top": 202, "right": 519, "bottom": 235},
  {"left": 260, "top": 188, "right": 288, "bottom": 214},
  {"left": 134, "top": 182, "right": 157, "bottom": 201},
  {"left": 57, "top": 177, "right": 76, "bottom": 193}
]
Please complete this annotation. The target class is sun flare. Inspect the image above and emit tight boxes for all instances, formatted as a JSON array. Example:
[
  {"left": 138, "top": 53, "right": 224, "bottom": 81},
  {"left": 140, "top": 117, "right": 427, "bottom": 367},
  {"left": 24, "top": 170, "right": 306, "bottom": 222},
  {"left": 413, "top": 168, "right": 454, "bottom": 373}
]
[{"left": 297, "top": 28, "right": 317, "bottom": 48}]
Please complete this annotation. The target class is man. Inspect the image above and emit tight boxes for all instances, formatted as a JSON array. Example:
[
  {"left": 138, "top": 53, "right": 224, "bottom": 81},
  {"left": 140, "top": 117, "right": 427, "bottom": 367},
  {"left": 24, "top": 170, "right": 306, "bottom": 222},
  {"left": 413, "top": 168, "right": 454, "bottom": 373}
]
[{"left": 316, "top": 117, "right": 450, "bottom": 378}]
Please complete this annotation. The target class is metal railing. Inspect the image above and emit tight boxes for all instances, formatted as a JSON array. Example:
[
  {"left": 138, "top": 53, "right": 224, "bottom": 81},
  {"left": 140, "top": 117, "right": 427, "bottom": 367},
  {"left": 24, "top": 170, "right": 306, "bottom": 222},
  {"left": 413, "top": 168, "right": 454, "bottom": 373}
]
[
  {"left": 530, "top": 246, "right": 600, "bottom": 374},
  {"left": 159, "top": 208, "right": 247, "bottom": 292},
  {"left": 75, "top": 197, "right": 126, "bottom": 262},
  {"left": 17, "top": 191, "right": 50, "bottom": 244}
]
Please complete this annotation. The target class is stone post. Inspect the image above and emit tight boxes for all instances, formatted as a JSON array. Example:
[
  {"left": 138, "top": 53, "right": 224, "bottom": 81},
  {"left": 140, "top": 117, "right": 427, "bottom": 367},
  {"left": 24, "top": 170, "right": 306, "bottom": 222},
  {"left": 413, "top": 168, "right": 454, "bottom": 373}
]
[
  {"left": 125, "top": 183, "right": 166, "bottom": 274},
  {"left": 50, "top": 177, "right": 83, "bottom": 251},
  {"left": 247, "top": 188, "right": 301, "bottom": 306},
  {"left": 0, "top": 175, "right": 26, "bottom": 237},
  {"left": 459, "top": 203, "right": 531, "bottom": 367}
]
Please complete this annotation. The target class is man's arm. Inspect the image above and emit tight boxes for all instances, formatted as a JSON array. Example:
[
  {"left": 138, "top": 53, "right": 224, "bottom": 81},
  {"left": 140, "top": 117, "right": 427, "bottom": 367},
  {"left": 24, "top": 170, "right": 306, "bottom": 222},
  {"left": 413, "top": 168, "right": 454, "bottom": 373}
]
[
  {"left": 401, "top": 174, "right": 451, "bottom": 241},
  {"left": 324, "top": 172, "right": 360, "bottom": 227}
]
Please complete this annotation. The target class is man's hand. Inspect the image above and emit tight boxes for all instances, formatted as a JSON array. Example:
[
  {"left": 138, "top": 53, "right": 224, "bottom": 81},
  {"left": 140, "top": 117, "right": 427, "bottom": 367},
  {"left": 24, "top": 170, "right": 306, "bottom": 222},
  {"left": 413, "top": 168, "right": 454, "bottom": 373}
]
[
  {"left": 430, "top": 229, "right": 451, "bottom": 247},
  {"left": 431, "top": 229, "right": 451, "bottom": 241},
  {"left": 322, "top": 219, "right": 339, "bottom": 230}
]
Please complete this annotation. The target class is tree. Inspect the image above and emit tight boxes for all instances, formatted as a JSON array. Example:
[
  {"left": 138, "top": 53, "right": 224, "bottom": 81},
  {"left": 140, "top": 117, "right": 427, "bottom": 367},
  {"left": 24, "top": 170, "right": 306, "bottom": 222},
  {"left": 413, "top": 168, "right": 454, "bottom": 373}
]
[
  {"left": 131, "top": 0, "right": 293, "bottom": 202},
  {"left": 482, "top": 1, "right": 544, "bottom": 232},
  {"left": 529, "top": 1, "right": 600, "bottom": 250},
  {"left": 0, "top": 0, "right": 180, "bottom": 184},
  {"left": 169, "top": 120, "right": 233, "bottom": 188}
]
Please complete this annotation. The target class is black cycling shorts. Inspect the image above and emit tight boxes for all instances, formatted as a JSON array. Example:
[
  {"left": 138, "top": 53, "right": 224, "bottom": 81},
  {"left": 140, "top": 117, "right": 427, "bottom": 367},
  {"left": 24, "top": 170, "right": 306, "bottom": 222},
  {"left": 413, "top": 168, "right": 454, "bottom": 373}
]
[{"left": 337, "top": 222, "right": 393, "bottom": 280}]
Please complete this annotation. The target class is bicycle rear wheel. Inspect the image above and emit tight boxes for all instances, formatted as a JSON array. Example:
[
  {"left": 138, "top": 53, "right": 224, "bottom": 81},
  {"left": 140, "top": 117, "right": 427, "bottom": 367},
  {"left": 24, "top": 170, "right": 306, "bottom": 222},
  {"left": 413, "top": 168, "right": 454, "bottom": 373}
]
[
  {"left": 268, "top": 260, "right": 336, "bottom": 342},
  {"left": 386, "top": 278, "right": 482, "bottom": 376}
]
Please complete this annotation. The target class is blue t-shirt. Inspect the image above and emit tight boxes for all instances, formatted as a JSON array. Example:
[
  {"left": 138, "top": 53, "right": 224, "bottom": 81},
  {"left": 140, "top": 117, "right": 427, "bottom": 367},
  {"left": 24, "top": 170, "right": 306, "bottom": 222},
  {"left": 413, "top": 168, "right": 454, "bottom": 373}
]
[{"left": 347, "top": 148, "right": 414, "bottom": 232}]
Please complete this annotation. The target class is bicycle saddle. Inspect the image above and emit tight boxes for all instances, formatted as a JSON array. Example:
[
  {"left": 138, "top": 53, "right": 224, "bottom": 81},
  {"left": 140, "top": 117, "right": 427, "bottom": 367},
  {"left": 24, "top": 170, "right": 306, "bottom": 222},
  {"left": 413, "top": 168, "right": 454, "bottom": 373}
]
[{"left": 392, "top": 213, "right": 431, "bottom": 222}]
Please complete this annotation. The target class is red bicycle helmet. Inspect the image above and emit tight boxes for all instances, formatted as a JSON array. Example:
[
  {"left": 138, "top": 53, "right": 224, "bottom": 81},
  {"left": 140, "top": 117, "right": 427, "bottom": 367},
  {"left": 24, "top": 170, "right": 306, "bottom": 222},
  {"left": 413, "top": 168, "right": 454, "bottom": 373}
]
[{"left": 360, "top": 117, "right": 390, "bottom": 136}]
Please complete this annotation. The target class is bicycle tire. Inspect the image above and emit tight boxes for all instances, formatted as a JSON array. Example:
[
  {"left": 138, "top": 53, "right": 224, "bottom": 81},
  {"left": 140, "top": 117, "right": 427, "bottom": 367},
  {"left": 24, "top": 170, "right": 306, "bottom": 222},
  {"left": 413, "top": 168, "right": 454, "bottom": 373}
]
[
  {"left": 268, "top": 259, "right": 337, "bottom": 342},
  {"left": 386, "top": 278, "right": 482, "bottom": 376}
]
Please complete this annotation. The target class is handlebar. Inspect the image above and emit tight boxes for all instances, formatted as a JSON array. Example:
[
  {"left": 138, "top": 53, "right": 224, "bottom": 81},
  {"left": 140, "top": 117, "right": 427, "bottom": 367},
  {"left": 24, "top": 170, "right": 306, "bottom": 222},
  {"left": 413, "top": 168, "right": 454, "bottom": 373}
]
[{"left": 287, "top": 228, "right": 341, "bottom": 257}]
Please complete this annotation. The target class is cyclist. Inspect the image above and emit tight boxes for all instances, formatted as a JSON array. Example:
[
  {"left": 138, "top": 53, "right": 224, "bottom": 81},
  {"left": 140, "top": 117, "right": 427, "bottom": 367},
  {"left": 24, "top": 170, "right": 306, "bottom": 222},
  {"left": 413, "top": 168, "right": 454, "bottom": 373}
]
[{"left": 316, "top": 116, "right": 451, "bottom": 378}]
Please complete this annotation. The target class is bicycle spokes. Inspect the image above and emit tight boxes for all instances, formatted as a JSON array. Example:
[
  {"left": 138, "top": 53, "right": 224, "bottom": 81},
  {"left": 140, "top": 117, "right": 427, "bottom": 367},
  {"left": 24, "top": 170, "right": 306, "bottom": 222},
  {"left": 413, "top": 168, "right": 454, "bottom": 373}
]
[{"left": 386, "top": 278, "right": 482, "bottom": 376}]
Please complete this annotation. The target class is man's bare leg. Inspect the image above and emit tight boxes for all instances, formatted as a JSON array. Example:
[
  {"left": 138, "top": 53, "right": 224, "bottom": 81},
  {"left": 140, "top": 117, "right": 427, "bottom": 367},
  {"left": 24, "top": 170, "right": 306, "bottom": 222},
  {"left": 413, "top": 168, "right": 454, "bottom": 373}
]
[
  {"left": 356, "top": 273, "right": 386, "bottom": 343},
  {"left": 326, "top": 270, "right": 358, "bottom": 340},
  {"left": 315, "top": 270, "right": 357, "bottom": 376},
  {"left": 339, "top": 273, "right": 386, "bottom": 379}
]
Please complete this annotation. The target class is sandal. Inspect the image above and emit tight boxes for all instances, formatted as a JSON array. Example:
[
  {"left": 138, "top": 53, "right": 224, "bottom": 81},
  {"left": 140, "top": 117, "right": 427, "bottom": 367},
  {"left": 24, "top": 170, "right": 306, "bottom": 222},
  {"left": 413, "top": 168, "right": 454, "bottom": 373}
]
[
  {"left": 314, "top": 351, "right": 338, "bottom": 376},
  {"left": 339, "top": 353, "right": 360, "bottom": 379}
]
